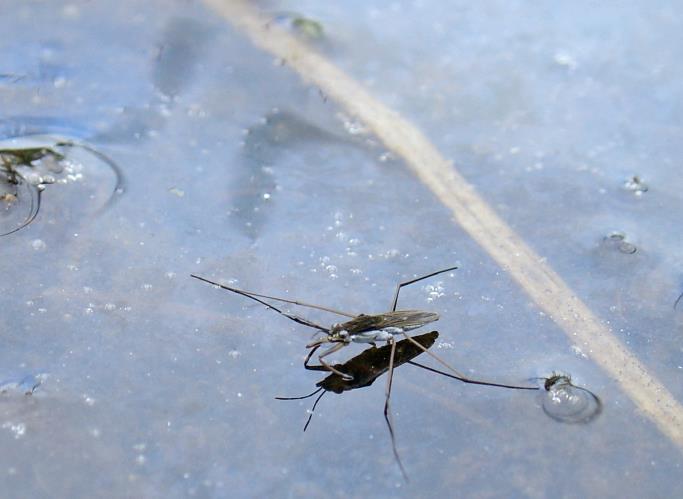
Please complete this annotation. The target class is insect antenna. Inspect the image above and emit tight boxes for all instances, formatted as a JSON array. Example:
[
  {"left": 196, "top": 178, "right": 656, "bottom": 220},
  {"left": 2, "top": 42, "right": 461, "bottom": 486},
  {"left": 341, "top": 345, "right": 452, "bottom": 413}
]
[
  {"left": 191, "top": 274, "right": 330, "bottom": 333},
  {"left": 407, "top": 361, "right": 539, "bottom": 390},
  {"left": 191, "top": 274, "right": 355, "bottom": 318}
]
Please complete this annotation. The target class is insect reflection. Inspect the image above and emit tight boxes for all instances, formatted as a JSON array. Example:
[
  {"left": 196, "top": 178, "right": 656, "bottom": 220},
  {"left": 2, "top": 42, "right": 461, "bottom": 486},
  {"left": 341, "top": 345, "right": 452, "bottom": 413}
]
[
  {"left": 278, "top": 330, "right": 539, "bottom": 479},
  {"left": 277, "top": 331, "right": 442, "bottom": 431}
]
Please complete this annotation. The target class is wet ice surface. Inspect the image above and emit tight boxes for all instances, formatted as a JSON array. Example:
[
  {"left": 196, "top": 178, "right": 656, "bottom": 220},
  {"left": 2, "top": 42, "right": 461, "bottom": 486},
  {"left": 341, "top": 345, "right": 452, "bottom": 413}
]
[{"left": 1, "top": 0, "right": 683, "bottom": 498}]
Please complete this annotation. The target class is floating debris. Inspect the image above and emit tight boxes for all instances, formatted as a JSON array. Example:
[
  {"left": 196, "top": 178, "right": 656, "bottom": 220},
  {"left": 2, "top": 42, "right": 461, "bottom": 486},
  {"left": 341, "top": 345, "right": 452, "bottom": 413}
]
[
  {"left": 541, "top": 374, "right": 602, "bottom": 423},
  {"left": 291, "top": 16, "right": 324, "bottom": 39},
  {"left": 271, "top": 12, "right": 324, "bottom": 40}
]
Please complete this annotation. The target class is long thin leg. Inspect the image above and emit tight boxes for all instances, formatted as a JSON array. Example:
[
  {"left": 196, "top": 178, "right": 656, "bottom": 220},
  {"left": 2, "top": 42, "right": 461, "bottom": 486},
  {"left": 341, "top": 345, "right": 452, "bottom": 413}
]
[
  {"left": 390, "top": 266, "right": 458, "bottom": 311},
  {"left": 303, "top": 344, "right": 331, "bottom": 371},
  {"left": 407, "top": 361, "right": 539, "bottom": 390},
  {"left": 400, "top": 332, "right": 473, "bottom": 380},
  {"left": 275, "top": 386, "right": 324, "bottom": 400},
  {"left": 191, "top": 275, "right": 330, "bottom": 333},
  {"left": 317, "top": 342, "right": 353, "bottom": 379},
  {"left": 383, "top": 337, "right": 408, "bottom": 481},
  {"left": 303, "top": 390, "right": 327, "bottom": 432},
  {"left": 191, "top": 274, "right": 355, "bottom": 318}
]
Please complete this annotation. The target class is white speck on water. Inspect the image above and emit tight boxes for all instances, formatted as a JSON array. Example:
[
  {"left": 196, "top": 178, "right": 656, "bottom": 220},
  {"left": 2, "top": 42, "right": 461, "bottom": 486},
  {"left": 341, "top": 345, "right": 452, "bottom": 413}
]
[
  {"left": 571, "top": 345, "right": 588, "bottom": 358},
  {"left": 378, "top": 151, "right": 393, "bottom": 162},
  {"left": 437, "top": 342, "right": 455, "bottom": 350},
  {"left": 554, "top": 51, "right": 578, "bottom": 70},
  {"left": 425, "top": 282, "right": 445, "bottom": 302},
  {"left": 1, "top": 422, "right": 26, "bottom": 439},
  {"left": 165, "top": 272, "right": 176, "bottom": 279},
  {"left": 382, "top": 249, "right": 401, "bottom": 259},
  {"left": 142, "top": 283, "right": 153, "bottom": 291},
  {"left": 237, "top": 392, "right": 243, "bottom": 398},
  {"left": 262, "top": 192, "right": 271, "bottom": 200},
  {"left": 31, "top": 239, "right": 46, "bottom": 250},
  {"left": 62, "top": 4, "right": 80, "bottom": 18},
  {"left": 227, "top": 350, "right": 241, "bottom": 359},
  {"left": 103, "top": 303, "right": 117, "bottom": 312},
  {"left": 169, "top": 187, "right": 185, "bottom": 197}
]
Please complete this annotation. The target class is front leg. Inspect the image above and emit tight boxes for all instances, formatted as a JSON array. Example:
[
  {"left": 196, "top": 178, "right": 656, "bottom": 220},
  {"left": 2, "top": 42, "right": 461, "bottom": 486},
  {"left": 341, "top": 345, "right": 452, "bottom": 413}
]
[{"left": 317, "top": 342, "right": 353, "bottom": 380}]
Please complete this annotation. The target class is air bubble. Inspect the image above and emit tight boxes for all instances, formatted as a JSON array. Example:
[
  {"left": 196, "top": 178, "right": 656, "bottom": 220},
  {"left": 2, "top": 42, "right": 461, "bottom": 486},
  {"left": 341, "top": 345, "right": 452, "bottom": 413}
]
[
  {"left": 541, "top": 375, "right": 602, "bottom": 423},
  {"left": 31, "top": 239, "right": 46, "bottom": 250}
]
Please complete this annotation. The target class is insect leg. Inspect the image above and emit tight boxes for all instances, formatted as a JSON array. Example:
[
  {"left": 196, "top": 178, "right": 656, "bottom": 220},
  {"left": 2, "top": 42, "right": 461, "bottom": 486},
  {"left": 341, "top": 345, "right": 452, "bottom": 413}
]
[
  {"left": 383, "top": 337, "right": 409, "bottom": 481},
  {"left": 303, "top": 390, "right": 326, "bottom": 432},
  {"left": 407, "top": 361, "right": 539, "bottom": 390},
  {"left": 401, "top": 333, "right": 538, "bottom": 390},
  {"left": 303, "top": 344, "right": 331, "bottom": 372},
  {"left": 275, "top": 386, "right": 324, "bottom": 400},
  {"left": 390, "top": 266, "right": 458, "bottom": 311},
  {"left": 317, "top": 342, "right": 353, "bottom": 380}
]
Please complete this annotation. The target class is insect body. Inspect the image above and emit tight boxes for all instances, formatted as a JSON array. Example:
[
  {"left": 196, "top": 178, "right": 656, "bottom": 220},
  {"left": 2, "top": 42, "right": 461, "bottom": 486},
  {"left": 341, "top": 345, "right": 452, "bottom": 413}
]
[{"left": 191, "top": 267, "right": 457, "bottom": 381}]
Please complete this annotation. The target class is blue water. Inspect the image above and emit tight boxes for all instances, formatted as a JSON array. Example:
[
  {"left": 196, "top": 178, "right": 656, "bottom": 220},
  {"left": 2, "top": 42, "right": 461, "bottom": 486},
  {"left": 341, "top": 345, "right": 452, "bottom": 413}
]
[{"left": 1, "top": 1, "right": 682, "bottom": 497}]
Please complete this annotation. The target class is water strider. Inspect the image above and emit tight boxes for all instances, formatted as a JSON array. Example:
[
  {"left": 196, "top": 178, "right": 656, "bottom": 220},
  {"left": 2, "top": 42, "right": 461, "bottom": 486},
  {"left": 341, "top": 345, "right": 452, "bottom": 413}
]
[
  {"left": 191, "top": 266, "right": 542, "bottom": 479},
  {"left": 0, "top": 136, "right": 124, "bottom": 236}
]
